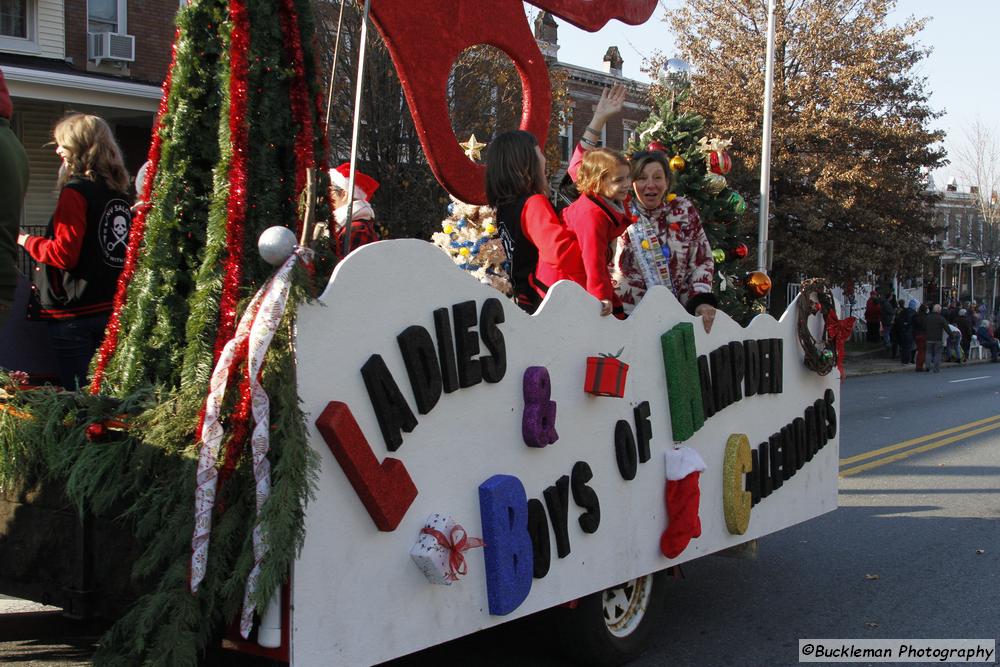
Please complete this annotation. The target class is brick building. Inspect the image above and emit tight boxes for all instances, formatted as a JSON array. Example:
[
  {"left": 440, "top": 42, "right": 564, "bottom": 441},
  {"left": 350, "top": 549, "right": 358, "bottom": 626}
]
[
  {"left": 532, "top": 11, "right": 650, "bottom": 183},
  {"left": 1, "top": 0, "right": 177, "bottom": 230},
  {"left": 928, "top": 178, "right": 998, "bottom": 310}
]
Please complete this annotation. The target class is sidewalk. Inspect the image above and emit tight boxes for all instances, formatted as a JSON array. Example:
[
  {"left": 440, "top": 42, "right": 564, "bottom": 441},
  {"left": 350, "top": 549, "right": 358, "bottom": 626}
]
[{"left": 843, "top": 345, "right": 996, "bottom": 377}]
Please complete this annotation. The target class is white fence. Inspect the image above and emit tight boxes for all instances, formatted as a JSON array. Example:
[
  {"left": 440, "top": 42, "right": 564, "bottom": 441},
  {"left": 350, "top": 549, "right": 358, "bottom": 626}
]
[{"left": 785, "top": 282, "right": 925, "bottom": 342}]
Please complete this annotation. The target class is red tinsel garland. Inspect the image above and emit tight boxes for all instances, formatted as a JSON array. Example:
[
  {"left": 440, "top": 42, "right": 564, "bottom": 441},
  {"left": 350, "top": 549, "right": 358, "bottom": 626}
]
[
  {"left": 193, "top": 0, "right": 253, "bottom": 482},
  {"left": 278, "top": 0, "right": 315, "bottom": 237},
  {"left": 212, "top": 0, "right": 318, "bottom": 491},
  {"left": 213, "top": 0, "right": 252, "bottom": 363},
  {"left": 89, "top": 28, "right": 181, "bottom": 394}
]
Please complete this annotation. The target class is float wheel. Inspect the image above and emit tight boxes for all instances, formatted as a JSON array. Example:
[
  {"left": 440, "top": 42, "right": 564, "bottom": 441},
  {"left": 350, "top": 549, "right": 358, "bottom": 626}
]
[{"left": 548, "top": 569, "right": 671, "bottom": 666}]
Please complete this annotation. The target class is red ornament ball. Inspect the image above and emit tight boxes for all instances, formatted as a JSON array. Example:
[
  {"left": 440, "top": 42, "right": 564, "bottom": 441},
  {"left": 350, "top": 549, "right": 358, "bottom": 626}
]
[
  {"left": 647, "top": 141, "right": 668, "bottom": 153},
  {"left": 85, "top": 422, "right": 108, "bottom": 442},
  {"left": 709, "top": 150, "right": 732, "bottom": 175},
  {"left": 733, "top": 243, "right": 749, "bottom": 259},
  {"left": 747, "top": 271, "right": 772, "bottom": 298}
]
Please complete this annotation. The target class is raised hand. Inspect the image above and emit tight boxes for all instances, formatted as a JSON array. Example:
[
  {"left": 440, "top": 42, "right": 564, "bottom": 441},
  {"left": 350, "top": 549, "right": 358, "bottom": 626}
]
[{"left": 594, "top": 83, "right": 627, "bottom": 123}]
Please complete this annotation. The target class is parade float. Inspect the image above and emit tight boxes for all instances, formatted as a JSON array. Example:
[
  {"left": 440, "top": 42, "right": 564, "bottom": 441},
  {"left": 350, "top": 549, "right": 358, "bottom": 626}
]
[{"left": 0, "top": 0, "right": 851, "bottom": 665}]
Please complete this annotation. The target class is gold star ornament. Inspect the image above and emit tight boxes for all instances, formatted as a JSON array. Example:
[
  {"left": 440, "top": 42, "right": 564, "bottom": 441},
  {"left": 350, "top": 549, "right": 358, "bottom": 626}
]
[{"left": 460, "top": 133, "right": 487, "bottom": 161}]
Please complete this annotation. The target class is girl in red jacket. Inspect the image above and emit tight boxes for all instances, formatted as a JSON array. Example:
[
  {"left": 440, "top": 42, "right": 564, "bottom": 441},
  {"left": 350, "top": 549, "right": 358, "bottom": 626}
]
[
  {"left": 485, "top": 130, "right": 586, "bottom": 314},
  {"left": 17, "top": 113, "right": 131, "bottom": 389},
  {"left": 561, "top": 148, "right": 632, "bottom": 316}
]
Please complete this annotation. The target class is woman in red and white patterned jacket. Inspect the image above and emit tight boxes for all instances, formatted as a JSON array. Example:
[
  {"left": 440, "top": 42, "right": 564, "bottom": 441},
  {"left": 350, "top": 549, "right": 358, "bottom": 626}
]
[{"left": 611, "top": 149, "right": 717, "bottom": 324}]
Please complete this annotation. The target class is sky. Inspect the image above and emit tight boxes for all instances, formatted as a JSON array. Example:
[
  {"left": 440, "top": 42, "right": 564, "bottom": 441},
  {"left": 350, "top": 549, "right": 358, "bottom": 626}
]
[{"left": 524, "top": 0, "right": 1000, "bottom": 189}]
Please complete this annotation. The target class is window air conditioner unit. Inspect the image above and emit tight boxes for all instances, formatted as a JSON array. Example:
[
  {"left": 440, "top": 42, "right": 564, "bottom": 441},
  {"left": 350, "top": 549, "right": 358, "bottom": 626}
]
[{"left": 88, "top": 32, "right": 135, "bottom": 64}]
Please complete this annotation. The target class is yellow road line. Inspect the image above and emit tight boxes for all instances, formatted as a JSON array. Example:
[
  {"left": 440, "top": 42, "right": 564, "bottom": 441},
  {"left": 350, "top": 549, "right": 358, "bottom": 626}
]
[
  {"left": 839, "top": 421, "right": 1000, "bottom": 477},
  {"left": 839, "top": 413, "right": 1000, "bottom": 466}
]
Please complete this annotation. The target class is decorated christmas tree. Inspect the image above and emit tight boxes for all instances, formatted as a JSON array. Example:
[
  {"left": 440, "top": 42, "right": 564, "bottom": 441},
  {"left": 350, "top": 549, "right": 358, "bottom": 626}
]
[
  {"left": 628, "top": 92, "right": 768, "bottom": 323},
  {"left": 1, "top": 0, "right": 329, "bottom": 661},
  {"left": 431, "top": 196, "right": 512, "bottom": 296}
]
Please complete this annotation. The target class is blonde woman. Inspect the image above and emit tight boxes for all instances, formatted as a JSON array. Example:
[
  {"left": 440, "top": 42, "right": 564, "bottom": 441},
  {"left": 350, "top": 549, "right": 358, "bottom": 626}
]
[{"left": 17, "top": 113, "right": 132, "bottom": 389}]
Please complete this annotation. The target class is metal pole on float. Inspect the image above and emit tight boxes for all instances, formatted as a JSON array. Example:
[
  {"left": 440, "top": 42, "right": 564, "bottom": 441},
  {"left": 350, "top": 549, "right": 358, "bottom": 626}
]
[
  {"left": 342, "top": 0, "right": 373, "bottom": 258},
  {"left": 756, "top": 0, "right": 778, "bottom": 274},
  {"left": 323, "top": 0, "right": 347, "bottom": 131}
]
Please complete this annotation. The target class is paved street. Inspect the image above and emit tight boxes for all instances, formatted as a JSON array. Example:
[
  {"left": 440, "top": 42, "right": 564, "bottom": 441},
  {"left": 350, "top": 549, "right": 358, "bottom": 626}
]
[{"left": 2, "top": 364, "right": 998, "bottom": 665}]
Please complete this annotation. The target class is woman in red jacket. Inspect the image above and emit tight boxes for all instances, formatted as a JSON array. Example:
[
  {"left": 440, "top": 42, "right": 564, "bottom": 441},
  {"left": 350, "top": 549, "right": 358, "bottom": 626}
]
[
  {"left": 485, "top": 130, "right": 586, "bottom": 314},
  {"left": 17, "top": 113, "right": 131, "bottom": 389}
]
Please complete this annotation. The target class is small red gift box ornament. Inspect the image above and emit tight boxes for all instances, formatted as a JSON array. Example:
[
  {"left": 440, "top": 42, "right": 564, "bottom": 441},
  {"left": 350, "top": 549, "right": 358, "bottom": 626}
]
[{"left": 584, "top": 347, "right": 629, "bottom": 398}]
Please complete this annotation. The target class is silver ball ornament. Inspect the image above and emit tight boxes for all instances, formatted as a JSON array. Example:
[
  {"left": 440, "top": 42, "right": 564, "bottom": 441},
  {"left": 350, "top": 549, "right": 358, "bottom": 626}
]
[{"left": 258, "top": 226, "right": 298, "bottom": 266}]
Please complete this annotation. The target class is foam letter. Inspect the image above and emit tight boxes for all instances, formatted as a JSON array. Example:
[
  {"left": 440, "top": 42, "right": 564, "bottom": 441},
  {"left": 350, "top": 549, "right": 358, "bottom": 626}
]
[
  {"left": 479, "top": 298, "right": 507, "bottom": 383},
  {"left": 396, "top": 325, "right": 442, "bottom": 415},
  {"left": 728, "top": 341, "right": 745, "bottom": 403},
  {"left": 479, "top": 474, "right": 533, "bottom": 615},
  {"left": 697, "top": 356, "right": 716, "bottom": 418},
  {"left": 522, "top": 366, "right": 558, "bottom": 447},
  {"left": 710, "top": 344, "right": 734, "bottom": 411},
  {"left": 527, "top": 499, "right": 551, "bottom": 579},
  {"left": 634, "top": 401, "right": 653, "bottom": 464},
  {"left": 543, "top": 475, "right": 571, "bottom": 558},
  {"left": 453, "top": 300, "right": 482, "bottom": 388},
  {"left": 723, "top": 434, "right": 752, "bottom": 534},
  {"left": 614, "top": 419, "right": 638, "bottom": 481},
  {"left": 433, "top": 307, "right": 460, "bottom": 393},
  {"left": 361, "top": 354, "right": 418, "bottom": 452},
  {"left": 825, "top": 388, "right": 837, "bottom": 439},
  {"left": 315, "top": 402, "right": 417, "bottom": 531},
  {"left": 743, "top": 339, "right": 760, "bottom": 398},
  {"left": 571, "top": 461, "right": 601, "bottom": 534},
  {"left": 661, "top": 322, "right": 705, "bottom": 442}
]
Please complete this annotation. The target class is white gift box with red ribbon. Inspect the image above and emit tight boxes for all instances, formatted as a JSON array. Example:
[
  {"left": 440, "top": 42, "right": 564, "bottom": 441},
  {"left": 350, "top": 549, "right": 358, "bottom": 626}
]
[{"left": 409, "top": 513, "right": 483, "bottom": 586}]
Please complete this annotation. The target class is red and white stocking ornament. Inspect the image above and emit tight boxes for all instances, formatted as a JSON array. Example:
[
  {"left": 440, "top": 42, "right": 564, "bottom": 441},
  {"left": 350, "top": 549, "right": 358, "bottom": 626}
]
[{"left": 660, "top": 446, "right": 707, "bottom": 559}]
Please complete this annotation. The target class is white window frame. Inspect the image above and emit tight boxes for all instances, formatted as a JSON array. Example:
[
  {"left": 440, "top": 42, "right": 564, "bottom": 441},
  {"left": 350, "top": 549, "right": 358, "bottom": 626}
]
[
  {"left": 622, "top": 120, "right": 637, "bottom": 151},
  {"left": 0, "top": 0, "right": 39, "bottom": 53},
  {"left": 558, "top": 122, "right": 572, "bottom": 163},
  {"left": 87, "top": 0, "right": 127, "bottom": 34}
]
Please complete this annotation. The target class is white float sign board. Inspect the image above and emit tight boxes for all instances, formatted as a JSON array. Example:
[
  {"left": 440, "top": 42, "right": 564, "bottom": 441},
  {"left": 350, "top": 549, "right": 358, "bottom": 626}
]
[{"left": 293, "top": 240, "right": 839, "bottom": 666}]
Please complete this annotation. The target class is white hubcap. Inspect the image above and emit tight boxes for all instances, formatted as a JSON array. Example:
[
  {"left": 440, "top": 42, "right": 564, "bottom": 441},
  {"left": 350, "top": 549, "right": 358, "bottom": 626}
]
[{"left": 602, "top": 574, "right": 653, "bottom": 638}]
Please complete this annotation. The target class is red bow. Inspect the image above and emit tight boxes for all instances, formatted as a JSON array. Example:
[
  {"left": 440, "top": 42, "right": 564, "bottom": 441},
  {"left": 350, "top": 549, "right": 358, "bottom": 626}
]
[
  {"left": 421, "top": 524, "right": 485, "bottom": 582},
  {"left": 825, "top": 309, "right": 856, "bottom": 378}
]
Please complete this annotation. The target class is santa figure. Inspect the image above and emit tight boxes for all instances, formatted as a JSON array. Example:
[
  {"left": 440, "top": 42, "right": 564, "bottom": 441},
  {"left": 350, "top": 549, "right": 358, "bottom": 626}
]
[{"left": 327, "top": 162, "right": 381, "bottom": 254}]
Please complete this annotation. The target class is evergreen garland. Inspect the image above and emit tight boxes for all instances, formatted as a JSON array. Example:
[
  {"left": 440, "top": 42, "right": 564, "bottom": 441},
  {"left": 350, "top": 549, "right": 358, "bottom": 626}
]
[
  {"left": 0, "top": 0, "right": 329, "bottom": 661},
  {"left": 629, "top": 92, "right": 764, "bottom": 323}
]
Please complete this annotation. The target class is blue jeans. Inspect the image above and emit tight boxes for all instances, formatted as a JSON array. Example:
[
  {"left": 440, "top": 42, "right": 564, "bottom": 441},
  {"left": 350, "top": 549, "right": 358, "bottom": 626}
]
[
  {"left": 47, "top": 314, "right": 110, "bottom": 390},
  {"left": 926, "top": 341, "right": 943, "bottom": 372}
]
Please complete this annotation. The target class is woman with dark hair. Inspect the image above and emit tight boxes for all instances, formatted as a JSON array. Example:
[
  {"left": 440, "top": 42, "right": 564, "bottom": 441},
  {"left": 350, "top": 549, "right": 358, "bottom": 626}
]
[
  {"left": 17, "top": 113, "right": 132, "bottom": 389},
  {"left": 485, "top": 130, "right": 585, "bottom": 313}
]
